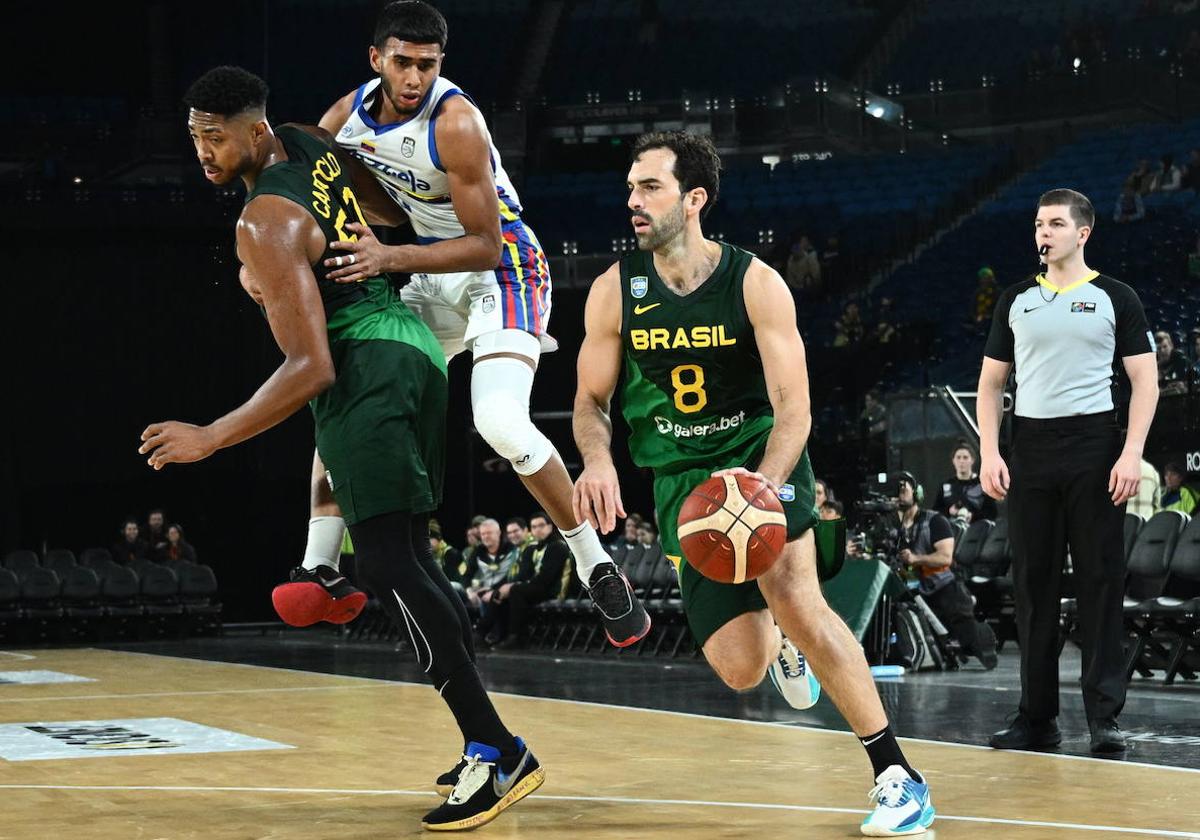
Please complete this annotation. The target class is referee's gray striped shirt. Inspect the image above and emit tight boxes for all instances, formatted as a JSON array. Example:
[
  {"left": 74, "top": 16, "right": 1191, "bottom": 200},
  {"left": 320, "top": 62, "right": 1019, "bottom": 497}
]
[{"left": 984, "top": 271, "right": 1154, "bottom": 419}]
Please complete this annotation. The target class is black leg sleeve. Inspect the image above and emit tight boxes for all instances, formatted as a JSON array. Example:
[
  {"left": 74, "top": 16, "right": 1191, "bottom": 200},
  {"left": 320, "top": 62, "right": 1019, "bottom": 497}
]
[{"left": 349, "top": 511, "right": 514, "bottom": 750}]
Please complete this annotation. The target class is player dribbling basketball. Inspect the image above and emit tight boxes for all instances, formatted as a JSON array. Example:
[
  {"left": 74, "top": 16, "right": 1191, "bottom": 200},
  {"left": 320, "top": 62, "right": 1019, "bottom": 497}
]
[{"left": 571, "top": 131, "right": 935, "bottom": 837}]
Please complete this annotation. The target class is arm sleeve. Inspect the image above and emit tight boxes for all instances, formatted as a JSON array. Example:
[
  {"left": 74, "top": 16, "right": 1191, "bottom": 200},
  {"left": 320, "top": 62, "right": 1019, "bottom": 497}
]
[
  {"left": 928, "top": 514, "right": 954, "bottom": 544},
  {"left": 1110, "top": 281, "right": 1153, "bottom": 358},
  {"left": 983, "top": 285, "right": 1018, "bottom": 362}
]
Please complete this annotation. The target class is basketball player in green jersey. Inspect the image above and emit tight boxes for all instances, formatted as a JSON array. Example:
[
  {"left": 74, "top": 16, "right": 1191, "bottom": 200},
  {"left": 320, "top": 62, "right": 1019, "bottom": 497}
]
[
  {"left": 572, "top": 132, "right": 934, "bottom": 837},
  {"left": 138, "top": 66, "right": 543, "bottom": 831}
]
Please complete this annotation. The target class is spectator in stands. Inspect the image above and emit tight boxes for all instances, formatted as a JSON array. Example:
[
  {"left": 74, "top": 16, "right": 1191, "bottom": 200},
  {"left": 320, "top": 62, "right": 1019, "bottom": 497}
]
[
  {"left": 1190, "top": 328, "right": 1200, "bottom": 377},
  {"left": 820, "top": 499, "right": 844, "bottom": 521},
  {"left": 466, "top": 518, "right": 510, "bottom": 618},
  {"left": 1128, "top": 458, "right": 1162, "bottom": 519},
  {"left": 814, "top": 478, "right": 836, "bottom": 510},
  {"left": 820, "top": 235, "right": 841, "bottom": 288},
  {"left": 1113, "top": 181, "right": 1145, "bottom": 224},
  {"left": 870, "top": 297, "right": 897, "bottom": 345},
  {"left": 610, "top": 514, "right": 642, "bottom": 553},
  {"left": 157, "top": 524, "right": 197, "bottom": 564},
  {"left": 1127, "top": 160, "right": 1155, "bottom": 195},
  {"left": 111, "top": 517, "right": 149, "bottom": 565},
  {"left": 505, "top": 517, "right": 533, "bottom": 553},
  {"left": 833, "top": 301, "right": 864, "bottom": 347},
  {"left": 432, "top": 521, "right": 475, "bottom": 600},
  {"left": 464, "top": 516, "right": 484, "bottom": 551},
  {"left": 491, "top": 512, "right": 576, "bottom": 649},
  {"left": 785, "top": 235, "right": 821, "bottom": 294},
  {"left": 144, "top": 508, "right": 168, "bottom": 555},
  {"left": 860, "top": 390, "right": 887, "bottom": 440},
  {"left": 1161, "top": 462, "right": 1198, "bottom": 514},
  {"left": 1155, "top": 330, "right": 1190, "bottom": 395},
  {"left": 476, "top": 518, "right": 537, "bottom": 644},
  {"left": 893, "top": 474, "right": 997, "bottom": 669},
  {"left": 1184, "top": 150, "right": 1200, "bottom": 192},
  {"left": 636, "top": 520, "right": 659, "bottom": 547},
  {"left": 933, "top": 443, "right": 998, "bottom": 524},
  {"left": 1153, "top": 154, "right": 1183, "bottom": 192},
  {"left": 974, "top": 267, "right": 998, "bottom": 324}
]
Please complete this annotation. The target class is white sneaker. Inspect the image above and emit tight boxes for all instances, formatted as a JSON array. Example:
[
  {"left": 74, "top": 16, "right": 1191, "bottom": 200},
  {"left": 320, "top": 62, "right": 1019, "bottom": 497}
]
[
  {"left": 860, "top": 765, "right": 935, "bottom": 836},
  {"left": 767, "top": 635, "right": 821, "bottom": 710}
]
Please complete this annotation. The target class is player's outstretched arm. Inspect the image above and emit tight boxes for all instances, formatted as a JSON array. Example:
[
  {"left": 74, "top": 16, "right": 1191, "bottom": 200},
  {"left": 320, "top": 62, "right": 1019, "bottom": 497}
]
[
  {"left": 139, "top": 197, "right": 335, "bottom": 469},
  {"left": 572, "top": 264, "right": 626, "bottom": 533},
  {"left": 739, "top": 260, "right": 812, "bottom": 490},
  {"left": 324, "top": 96, "right": 503, "bottom": 282}
]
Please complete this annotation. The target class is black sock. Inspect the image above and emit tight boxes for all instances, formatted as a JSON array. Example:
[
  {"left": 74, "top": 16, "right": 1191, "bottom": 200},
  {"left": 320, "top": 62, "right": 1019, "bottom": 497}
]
[
  {"left": 438, "top": 664, "right": 518, "bottom": 756},
  {"left": 859, "top": 725, "right": 919, "bottom": 782}
]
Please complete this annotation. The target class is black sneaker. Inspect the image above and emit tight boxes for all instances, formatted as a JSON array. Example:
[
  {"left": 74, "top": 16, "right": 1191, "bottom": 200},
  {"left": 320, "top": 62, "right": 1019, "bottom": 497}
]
[
  {"left": 271, "top": 565, "right": 367, "bottom": 627},
  {"left": 435, "top": 755, "right": 468, "bottom": 797},
  {"left": 988, "top": 713, "right": 1061, "bottom": 750},
  {"left": 584, "top": 561, "right": 651, "bottom": 648},
  {"left": 421, "top": 738, "right": 545, "bottom": 831},
  {"left": 1089, "top": 718, "right": 1127, "bottom": 754}
]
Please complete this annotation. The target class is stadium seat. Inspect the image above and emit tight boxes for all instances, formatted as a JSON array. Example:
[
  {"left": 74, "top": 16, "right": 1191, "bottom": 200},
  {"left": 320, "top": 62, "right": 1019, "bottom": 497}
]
[
  {"left": 43, "top": 549, "right": 77, "bottom": 579},
  {"left": 3, "top": 550, "right": 40, "bottom": 580},
  {"left": 19, "top": 566, "right": 63, "bottom": 641}
]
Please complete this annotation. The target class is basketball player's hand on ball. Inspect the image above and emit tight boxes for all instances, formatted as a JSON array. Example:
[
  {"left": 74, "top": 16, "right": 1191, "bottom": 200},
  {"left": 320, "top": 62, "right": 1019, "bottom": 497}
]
[
  {"left": 573, "top": 462, "right": 626, "bottom": 533},
  {"left": 710, "top": 467, "right": 778, "bottom": 495},
  {"left": 138, "top": 421, "right": 217, "bottom": 470},
  {"left": 325, "top": 222, "right": 388, "bottom": 283}
]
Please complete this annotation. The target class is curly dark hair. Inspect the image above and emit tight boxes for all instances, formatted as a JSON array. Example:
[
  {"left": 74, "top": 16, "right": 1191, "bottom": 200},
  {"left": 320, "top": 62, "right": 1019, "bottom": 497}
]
[
  {"left": 375, "top": 0, "right": 448, "bottom": 49},
  {"left": 1038, "top": 188, "right": 1095, "bottom": 230},
  {"left": 183, "top": 66, "right": 268, "bottom": 117},
  {"left": 632, "top": 131, "right": 722, "bottom": 219}
]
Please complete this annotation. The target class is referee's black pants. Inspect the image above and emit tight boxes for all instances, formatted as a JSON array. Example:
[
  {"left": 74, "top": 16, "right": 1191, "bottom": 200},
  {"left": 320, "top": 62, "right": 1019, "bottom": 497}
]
[{"left": 1007, "top": 412, "right": 1128, "bottom": 723}]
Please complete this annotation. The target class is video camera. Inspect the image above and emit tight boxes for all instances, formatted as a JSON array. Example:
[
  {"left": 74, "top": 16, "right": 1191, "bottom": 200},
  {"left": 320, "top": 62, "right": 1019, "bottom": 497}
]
[{"left": 852, "top": 472, "right": 917, "bottom": 562}]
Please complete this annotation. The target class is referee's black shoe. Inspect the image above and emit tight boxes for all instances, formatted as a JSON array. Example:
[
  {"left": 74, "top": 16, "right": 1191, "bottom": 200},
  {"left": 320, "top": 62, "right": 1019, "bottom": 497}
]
[
  {"left": 988, "top": 713, "right": 1062, "bottom": 750},
  {"left": 1089, "top": 718, "right": 1127, "bottom": 753},
  {"left": 584, "top": 561, "right": 651, "bottom": 648}
]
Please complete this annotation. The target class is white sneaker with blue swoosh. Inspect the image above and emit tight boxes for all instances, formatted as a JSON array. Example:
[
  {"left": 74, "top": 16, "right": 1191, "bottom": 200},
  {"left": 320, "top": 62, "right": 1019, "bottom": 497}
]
[
  {"left": 421, "top": 737, "right": 545, "bottom": 831},
  {"left": 861, "top": 765, "right": 935, "bottom": 836},
  {"left": 767, "top": 634, "right": 821, "bottom": 710}
]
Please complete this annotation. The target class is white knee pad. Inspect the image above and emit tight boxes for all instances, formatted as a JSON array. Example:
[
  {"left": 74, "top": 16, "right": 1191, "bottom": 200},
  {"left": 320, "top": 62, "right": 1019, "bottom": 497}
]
[{"left": 470, "top": 355, "right": 555, "bottom": 476}]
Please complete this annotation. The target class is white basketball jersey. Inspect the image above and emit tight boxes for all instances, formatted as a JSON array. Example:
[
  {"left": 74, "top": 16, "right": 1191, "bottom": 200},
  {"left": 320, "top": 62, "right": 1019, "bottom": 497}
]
[{"left": 335, "top": 76, "right": 523, "bottom": 242}]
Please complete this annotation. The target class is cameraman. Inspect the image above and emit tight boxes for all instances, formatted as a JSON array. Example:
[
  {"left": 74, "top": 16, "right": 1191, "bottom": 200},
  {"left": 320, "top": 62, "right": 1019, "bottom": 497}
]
[{"left": 893, "top": 474, "right": 998, "bottom": 669}]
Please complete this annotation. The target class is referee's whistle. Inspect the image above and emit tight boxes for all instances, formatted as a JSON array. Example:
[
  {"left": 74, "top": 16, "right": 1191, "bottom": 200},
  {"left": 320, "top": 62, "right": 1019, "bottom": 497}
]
[{"left": 1038, "top": 244, "right": 1050, "bottom": 256}]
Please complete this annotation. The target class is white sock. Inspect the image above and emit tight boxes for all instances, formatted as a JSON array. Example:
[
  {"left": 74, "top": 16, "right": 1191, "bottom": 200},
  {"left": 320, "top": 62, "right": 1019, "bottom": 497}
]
[
  {"left": 562, "top": 521, "right": 609, "bottom": 583},
  {"left": 302, "top": 516, "right": 345, "bottom": 572}
]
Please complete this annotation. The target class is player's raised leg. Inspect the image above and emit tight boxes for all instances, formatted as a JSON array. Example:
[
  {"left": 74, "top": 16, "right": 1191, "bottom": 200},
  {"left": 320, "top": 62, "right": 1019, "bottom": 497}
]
[
  {"left": 470, "top": 327, "right": 650, "bottom": 648},
  {"left": 271, "top": 449, "right": 365, "bottom": 627}
]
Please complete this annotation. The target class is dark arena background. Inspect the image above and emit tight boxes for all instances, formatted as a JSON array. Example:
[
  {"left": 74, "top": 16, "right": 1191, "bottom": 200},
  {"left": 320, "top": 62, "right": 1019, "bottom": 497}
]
[{"left": 3, "top": 2, "right": 1200, "bottom": 838}]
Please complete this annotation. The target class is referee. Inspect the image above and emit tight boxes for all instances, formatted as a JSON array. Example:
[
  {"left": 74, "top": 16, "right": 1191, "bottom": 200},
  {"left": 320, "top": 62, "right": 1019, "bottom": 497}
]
[{"left": 977, "top": 189, "right": 1158, "bottom": 754}]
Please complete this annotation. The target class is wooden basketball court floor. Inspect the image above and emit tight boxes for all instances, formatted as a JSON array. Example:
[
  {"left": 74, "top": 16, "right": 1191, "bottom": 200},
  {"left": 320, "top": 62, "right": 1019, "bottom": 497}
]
[{"left": 0, "top": 647, "right": 1196, "bottom": 839}]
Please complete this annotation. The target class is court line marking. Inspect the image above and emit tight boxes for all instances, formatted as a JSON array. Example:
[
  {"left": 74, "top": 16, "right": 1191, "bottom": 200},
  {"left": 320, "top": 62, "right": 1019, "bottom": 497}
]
[
  {"left": 0, "top": 652, "right": 36, "bottom": 661},
  {"left": 94, "top": 647, "right": 1200, "bottom": 775},
  {"left": 0, "top": 783, "right": 1195, "bottom": 838},
  {"left": 0, "top": 684, "right": 395, "bottom": 704}
]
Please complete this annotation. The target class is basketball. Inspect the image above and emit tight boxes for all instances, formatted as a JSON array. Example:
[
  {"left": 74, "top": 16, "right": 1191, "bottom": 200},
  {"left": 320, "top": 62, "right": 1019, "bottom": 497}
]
[{"left": 677, "top": 473, "right": 787, "bottom": 584}]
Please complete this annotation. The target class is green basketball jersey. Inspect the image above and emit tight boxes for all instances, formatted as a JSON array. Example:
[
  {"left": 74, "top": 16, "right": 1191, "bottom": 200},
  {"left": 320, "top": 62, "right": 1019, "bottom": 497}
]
[
  {"left": 244, "top": 124, "right": 388, "bottom": 322},
  {"left": 619, "top": 243, "right": 775, "bottom": 473}
]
